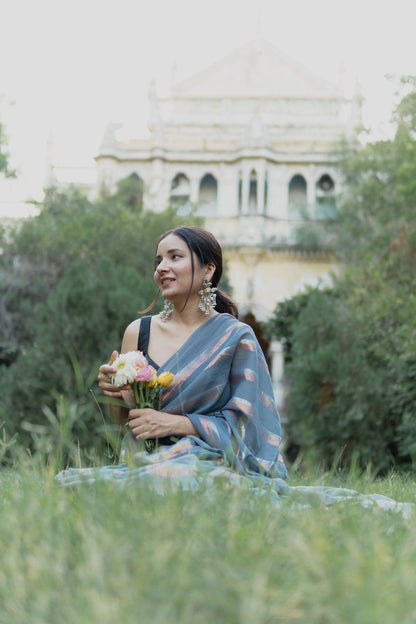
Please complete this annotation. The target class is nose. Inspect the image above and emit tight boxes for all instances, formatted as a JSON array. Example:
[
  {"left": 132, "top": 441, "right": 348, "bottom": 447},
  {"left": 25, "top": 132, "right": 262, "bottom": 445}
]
[{"left": 156, "top": 257, "right": 169, "bottom": 272}]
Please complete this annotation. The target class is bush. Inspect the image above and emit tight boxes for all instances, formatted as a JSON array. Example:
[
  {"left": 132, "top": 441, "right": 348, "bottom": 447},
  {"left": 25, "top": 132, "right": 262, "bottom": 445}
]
[
  {"left": 0, "top": 178, "right": 202, "bottom": 465},
  {"left": 282, "top": 290, "right": 394, "bottom": 470},
  {"left": 269, "top": 272, "right": 416, "bottom": 473}
]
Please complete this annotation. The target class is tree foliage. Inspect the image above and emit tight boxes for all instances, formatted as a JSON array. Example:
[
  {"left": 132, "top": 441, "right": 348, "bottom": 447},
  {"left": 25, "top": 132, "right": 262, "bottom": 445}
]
[
  {"left": 265, "top": 286, "right": 338, "bottom": 365},
  {"left": 268, "top": 77, "right": 416, "bottom": 472},
  {"left": 337, "top": 76, "right": 416, "bottom": 266},
  {"left": 0, "top": 118, "right": 15, "bottom": 178},
  {"left": 0, "top": 176, "right": 200, "bottom": 464}
]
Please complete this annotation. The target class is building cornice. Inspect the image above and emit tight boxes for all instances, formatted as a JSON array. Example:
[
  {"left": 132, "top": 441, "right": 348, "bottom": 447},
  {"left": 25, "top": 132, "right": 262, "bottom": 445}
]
[
  {"left": 224, "top": 242, "right": 336, "bottom": 260},
  {"left": 95, "top": 146, "right": 341, "bottom": 166}
]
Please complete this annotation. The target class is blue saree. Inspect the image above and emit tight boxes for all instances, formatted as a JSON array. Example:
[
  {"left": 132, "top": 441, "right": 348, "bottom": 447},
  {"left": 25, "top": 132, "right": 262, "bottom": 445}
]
[
  {"left": 55, "top": 314, "right": 413, "bottom": 517},
  {"left": 57, "top": 314, "right": 287, "bottom": 488}
]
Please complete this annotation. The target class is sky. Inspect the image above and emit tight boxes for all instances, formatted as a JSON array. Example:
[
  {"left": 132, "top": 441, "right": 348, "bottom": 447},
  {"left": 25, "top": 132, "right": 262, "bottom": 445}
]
[{"left": 1, "top": 0, "right": 415, "bottom": 218}]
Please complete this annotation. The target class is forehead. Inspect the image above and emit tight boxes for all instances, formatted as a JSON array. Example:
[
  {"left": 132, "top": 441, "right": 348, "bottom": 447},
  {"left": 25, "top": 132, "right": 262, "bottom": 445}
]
[{"left": 156, "top": 233, "right": 189, "bottom": 255}]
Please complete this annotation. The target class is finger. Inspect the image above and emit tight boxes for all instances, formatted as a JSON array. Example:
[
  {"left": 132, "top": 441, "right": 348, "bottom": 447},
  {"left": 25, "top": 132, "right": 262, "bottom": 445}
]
[
  {"left": 103, "top": 389, "right": 122, "bottom": 398},
  {"left": 99, "top": 364, "right": 116, "bottom": 377},
  {"left": 97, "top": 376, "right": 113, "bottom": 389},
  {"left": 128, "top": 419, "right": 141, "bottom": 437},
  {"left": 131, "top": 424, "right": 153, "bottom": 440},
  {"left": 127, "top": 415, "right": 148, "bottom": 437},
  {"left": 109, "top": 350, "right": 119, "bottom": 364},
  {"left": 128, "top": 408, "right": 145, "bottom": 419}
]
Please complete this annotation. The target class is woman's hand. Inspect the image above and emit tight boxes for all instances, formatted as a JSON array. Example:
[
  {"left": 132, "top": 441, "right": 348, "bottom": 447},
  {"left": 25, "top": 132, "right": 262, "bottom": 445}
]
[
  {"left": 127, "top": 408, "right": 198, "bottom": 440},
  {"left": 97, "top": 351, "right": 122, "bottom": 397},
  {"left": 97, "top": 351, "right": 135, "bottom": 407}
]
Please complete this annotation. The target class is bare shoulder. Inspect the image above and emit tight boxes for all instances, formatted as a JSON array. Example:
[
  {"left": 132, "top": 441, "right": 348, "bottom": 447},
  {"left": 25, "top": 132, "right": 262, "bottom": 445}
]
[{"left": 121, "top": 318, "right": 142, "bottom": 352}]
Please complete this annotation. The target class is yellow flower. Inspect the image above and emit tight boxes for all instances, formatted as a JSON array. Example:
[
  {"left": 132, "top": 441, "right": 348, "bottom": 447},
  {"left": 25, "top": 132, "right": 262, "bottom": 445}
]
[{"left": 157, "top": 371, "right": 174, "bottom": 388}]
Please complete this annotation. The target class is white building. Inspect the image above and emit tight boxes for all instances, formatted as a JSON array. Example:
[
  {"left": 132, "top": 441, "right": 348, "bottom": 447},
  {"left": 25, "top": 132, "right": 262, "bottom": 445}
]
[{"left": 52, "top": 39, "right": 362, "bottom": 400}]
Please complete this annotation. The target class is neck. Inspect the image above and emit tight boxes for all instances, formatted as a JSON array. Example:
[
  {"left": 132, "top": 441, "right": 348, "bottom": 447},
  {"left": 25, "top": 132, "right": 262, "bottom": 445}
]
[{"left": 170, "top": 296, "right": 216, "bottom": 327}]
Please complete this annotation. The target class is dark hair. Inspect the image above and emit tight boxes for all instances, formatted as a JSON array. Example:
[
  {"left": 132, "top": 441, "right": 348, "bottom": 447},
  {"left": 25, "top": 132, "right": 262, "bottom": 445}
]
[{"left": 158, "top": 226, "right": 238, "bottom": 318}]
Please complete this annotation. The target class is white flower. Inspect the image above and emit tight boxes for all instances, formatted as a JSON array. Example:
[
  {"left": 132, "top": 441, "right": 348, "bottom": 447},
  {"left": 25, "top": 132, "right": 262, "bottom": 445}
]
[
  {"left": 123, "top": 350, "right": 148, "bottom": 368},
  {"left": 110, "top": 352, "right": 138, "bottom": 387}
]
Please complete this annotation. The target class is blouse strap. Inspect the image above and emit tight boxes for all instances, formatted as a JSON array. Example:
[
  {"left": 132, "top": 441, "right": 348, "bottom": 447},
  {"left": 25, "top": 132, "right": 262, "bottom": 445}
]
[{"left": 137, "top": 315, "right": 151, "bottom": 353}]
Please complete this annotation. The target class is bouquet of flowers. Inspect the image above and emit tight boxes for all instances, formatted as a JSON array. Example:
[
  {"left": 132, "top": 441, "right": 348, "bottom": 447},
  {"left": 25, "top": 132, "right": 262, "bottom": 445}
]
[{"left": 109, "top": 350, "right": 174, "bottom": 452}]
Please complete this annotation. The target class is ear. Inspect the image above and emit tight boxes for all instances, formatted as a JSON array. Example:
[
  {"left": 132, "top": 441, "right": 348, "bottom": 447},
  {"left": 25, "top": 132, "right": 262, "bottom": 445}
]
[{"left": 204, "top": 263, "right": 216, "bottom": 282}]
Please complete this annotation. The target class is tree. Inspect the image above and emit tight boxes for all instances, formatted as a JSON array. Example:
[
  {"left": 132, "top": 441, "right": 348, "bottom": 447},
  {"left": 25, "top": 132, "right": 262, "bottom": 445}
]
[
  {"left": 0, "top": 117, "right": 15, "bottom": 178},
  {"left": 0, "top": 176, "right": 201, "bottom": 464},
  {"left": 267, "top": 77, "right": 416, "bottom": 472},
  {"left": 337, "top": 76, "right": 416, "bottom": 266}
]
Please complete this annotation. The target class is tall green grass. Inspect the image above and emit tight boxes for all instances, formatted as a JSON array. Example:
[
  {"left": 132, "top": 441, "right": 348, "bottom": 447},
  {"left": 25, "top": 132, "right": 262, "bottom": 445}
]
[{"left": 1, "top": 457, "right": 416, "bottom": 624}]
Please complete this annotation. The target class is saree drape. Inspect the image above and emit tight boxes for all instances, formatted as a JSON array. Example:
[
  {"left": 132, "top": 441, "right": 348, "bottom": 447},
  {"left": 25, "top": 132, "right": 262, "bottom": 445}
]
[
  {"left": 56, "top": 314, "right": 287, "bottom": 489},
  {"left": 156, "top": 313, "right": 287, "bottom": 479}
]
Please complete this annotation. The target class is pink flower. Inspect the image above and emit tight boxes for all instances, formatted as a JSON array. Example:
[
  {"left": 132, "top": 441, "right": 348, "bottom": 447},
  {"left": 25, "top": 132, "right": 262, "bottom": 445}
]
[{"left": 135, "top": 365, "right": 157, "bottom": 383}]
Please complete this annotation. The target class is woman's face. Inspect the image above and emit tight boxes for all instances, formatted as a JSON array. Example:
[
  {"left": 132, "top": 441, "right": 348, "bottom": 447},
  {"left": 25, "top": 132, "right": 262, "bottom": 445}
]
[{"left": 154, "top": 233, "right": 213, "bottom": 304}]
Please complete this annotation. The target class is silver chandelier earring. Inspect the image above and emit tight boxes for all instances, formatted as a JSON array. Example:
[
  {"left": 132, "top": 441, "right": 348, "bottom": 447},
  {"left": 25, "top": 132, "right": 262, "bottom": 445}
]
[
  {"left": 198, "top": 277, "right": 217, "bottom": 315},
  {"left": 159, "top": 299, "right": 173, "bottom": 322}
]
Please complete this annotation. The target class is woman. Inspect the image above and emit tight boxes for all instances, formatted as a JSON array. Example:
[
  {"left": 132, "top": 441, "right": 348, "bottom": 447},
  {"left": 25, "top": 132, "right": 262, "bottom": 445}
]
[
  {"left": 97, "top": 226, "right": 287, "bottom": 482},
  {"left": 56, "top": 226, "right": 288, "bottom": 489}
]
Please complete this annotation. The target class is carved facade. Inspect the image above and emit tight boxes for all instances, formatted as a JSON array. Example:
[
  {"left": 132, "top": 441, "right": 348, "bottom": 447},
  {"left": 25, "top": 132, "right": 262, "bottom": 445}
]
[{"left": 53, "top": 40, "right": 362, "bottom": 400}]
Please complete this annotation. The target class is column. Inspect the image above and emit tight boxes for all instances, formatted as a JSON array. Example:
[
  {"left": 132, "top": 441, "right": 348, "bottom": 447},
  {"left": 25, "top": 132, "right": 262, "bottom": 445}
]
[
  {"left": 190, "top": 177, "right": 199, "bottom": 209},
  {"left": 306, "top": 166, "right": 316, "bottom": 217},
  {"left": 257, "top": 167, "right": 265, "bottom": 215},
  {"left": 241, "top": 169, "right": 249, "bottom": 215},
  {"left": 269, "top": 166, "right": 288, "bottom": 220}
]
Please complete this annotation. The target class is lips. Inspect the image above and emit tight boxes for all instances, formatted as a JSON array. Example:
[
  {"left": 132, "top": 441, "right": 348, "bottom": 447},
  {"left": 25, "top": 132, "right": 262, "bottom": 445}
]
[{"left": 161, "top": 278, "right": 175, "bottom": 286}]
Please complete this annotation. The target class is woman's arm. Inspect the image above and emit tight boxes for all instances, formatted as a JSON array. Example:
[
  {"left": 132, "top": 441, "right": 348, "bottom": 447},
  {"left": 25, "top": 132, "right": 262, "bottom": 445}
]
[
  {"left": 97, "top": 319, "right": 141, "bottom": 425},
  {"left": 97, "top": 351, "right": 131, "bottom": 425}
]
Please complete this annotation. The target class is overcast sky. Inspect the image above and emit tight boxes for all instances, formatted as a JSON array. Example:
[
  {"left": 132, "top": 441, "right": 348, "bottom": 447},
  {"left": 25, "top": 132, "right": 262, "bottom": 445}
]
[{"left": 1, "top": 0, "right": 415, "bottom": 217}]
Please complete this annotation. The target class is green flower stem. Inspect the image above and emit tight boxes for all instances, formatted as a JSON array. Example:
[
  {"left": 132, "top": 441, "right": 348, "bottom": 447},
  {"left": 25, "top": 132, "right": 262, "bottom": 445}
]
[
  {"left": 130, "top": 381, "right": 155, "bottom": 454},
  {"left": 133, "top": 383, "right": 140, "bottom": 406}
]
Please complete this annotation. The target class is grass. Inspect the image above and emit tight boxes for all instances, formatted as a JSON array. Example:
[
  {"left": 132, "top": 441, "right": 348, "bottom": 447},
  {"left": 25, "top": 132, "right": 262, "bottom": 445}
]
[{"left": 1, "top": 457, "right": 416, "bottom": 624}]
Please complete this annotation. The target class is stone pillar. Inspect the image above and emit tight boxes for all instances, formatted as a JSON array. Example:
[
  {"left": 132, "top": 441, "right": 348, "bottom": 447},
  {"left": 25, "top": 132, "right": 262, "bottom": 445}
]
[
  {"left": 269, "top": 166, "right": 288, "bottom": 220},
  {"left": 263, "top": 171, "right": 269, "bottom": 215},
  {"left": 241, "top": 169, "right": 249, "bottom": 214},
  {"left": 190, "top": 177, "right": 199, "bottom": 208},
  {"left": 306, "top": 166, "right": 316, "bottom": 216},
  {"left": 257, "top": 167, "right": 265, "bottom": 215},
  {"left": 147, "top": 158, "right": 164, "bottom": 212},
  {"left": 218, "top": 163, "right": 235, "bottom": 216}
]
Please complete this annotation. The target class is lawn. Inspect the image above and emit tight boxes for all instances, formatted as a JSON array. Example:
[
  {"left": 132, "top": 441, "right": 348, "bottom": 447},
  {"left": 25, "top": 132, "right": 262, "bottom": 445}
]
[{"left": 1, "top": 460, "right": 416, "bottom": 624}]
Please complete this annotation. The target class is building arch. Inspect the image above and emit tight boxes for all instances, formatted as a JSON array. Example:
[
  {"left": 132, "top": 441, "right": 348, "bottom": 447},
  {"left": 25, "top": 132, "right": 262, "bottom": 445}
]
[
  {"left": 315, "top": 173, "right": 336, "bottom": 218},
  {"left": 198, "top": 173, "right": 218, "bottom": 216},
  {"left": 116, "top": 172, "right": 144, "bottom": 207},
  {"left": 288, "top": 174, "right": 307, "bottom": 215},
  {"left": 170, "top": 173, "right": 191, "bottom": 215}
]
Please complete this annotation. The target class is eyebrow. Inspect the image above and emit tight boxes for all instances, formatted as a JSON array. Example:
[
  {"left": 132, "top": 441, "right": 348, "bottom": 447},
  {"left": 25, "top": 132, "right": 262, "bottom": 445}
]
[{"left": 155, "top": 247, "right": 186, "bottom": 259}]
